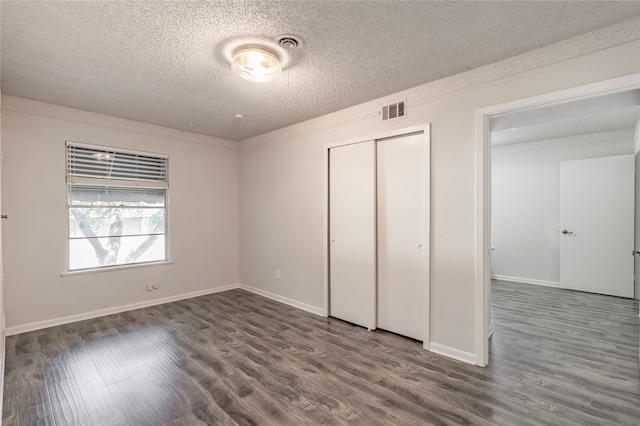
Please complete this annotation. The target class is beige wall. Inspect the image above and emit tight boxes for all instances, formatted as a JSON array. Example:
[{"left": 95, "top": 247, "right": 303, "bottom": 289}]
[
  {"left": 239, "top": 41, "right": 640, "bottom": 358},
  {"left": 1, "top": 108, "right": 240, "bottom": 330}
]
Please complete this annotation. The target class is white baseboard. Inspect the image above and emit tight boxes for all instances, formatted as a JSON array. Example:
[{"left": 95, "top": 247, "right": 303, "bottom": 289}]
[
  {"left": 492, "top": 274, "right": 559, "bottom": 288},
  {"left": 238, "top": 283, "right": 325, "bottom": 317},
  {"left": 5, "top": 283, "right": 240, "bottom": 336},
  {"left": 429, "top": 342, "right": 477, "bottom": 365}
]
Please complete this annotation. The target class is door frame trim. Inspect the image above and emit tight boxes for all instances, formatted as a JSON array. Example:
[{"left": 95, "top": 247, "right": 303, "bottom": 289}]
[
  {"left": 323, "top": 123, "right": 431, "bottom": 349},
  {"left": 474, "top": 73, "right": 640, "bottom": 367}
]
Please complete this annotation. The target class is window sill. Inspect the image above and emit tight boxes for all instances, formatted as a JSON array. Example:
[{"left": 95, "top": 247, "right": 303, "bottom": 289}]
[{"left": 61, "top": 260, "right": 174, "bottom": 277}]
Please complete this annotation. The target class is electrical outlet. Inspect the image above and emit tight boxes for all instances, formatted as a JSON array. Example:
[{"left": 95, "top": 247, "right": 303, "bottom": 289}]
[{"left": 275, "top": 269, "right": 281, "bottom": 280}]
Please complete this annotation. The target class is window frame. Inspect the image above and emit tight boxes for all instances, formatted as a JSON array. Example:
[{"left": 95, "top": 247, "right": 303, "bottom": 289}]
[{"left": 65, "top": 141, "right": 170, "bottom": 273}]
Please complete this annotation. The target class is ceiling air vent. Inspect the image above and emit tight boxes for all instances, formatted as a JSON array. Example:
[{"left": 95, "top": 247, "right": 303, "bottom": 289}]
[{"left": 382, "top": 101, "right": 406, "bottom": 121}]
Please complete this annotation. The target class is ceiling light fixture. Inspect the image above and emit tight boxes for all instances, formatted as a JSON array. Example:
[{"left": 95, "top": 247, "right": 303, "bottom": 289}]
[{"left": 232, "top": 47, "right": 281, "bottom": 83}]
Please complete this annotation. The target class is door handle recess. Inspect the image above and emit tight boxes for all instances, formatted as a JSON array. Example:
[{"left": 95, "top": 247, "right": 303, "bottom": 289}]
[{"left": 1, "top": 215, "right": 7, "bottom": 219}]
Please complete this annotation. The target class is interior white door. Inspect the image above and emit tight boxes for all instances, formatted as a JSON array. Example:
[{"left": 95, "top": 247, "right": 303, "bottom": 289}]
[
  {"left": 329, "top": 141, "right": 376, "bottom": 329},
  {"left": 377, "top": 133, "right": 426, "bottom": 340},
  {"left": 559, "top": 154, "right": 634, "bottom": 298}
]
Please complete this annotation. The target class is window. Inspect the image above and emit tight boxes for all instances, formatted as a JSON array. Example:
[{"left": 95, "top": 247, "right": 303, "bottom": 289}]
[{"left": 66, "top": 142, "right": 168, "bottom": 271}]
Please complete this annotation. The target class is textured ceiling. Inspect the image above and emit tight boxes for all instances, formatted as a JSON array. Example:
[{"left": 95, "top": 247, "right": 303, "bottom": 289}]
[{"left": 3, "top": 1, "right": 640, "bottom": 141}]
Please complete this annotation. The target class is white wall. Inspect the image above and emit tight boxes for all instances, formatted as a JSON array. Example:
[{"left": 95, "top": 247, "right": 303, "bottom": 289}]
[
  {"left": 1, "top": 101, "right": 240, "bottom": 331},
  {"left": 239, "top": 38, "right": 640, "bottom": 359},
  {"left": 491, "top": 131, "right": 635, "bottom": 286}
]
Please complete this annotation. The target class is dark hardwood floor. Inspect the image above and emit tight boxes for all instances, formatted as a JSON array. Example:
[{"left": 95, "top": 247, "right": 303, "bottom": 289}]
[{"left": 3, "top": 281, "right": 639, "bottom": 425}]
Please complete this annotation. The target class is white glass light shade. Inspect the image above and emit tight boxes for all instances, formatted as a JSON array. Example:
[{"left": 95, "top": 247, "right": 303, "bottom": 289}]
[{"left": 232, "top": 48, "right": 281, "bottom": 82}]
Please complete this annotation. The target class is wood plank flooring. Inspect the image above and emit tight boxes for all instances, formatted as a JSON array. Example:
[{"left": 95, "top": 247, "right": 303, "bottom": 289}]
[{"left": 3, "top": 281, "right": 639, "bottom": 425}]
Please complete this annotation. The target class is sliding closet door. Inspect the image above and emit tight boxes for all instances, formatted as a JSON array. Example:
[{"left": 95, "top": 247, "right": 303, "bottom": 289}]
[
  {"left": 377, "top": 133, "right": 426, "bottom": 340},
  {"left": 329, "top": 141, "right": 376, "bottom": 330}
]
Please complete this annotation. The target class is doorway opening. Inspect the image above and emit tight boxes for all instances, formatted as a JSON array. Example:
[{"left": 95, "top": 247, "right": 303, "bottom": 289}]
[
  {"left": 491, "top": 89, "right": 639, "bottom": 297},
  {"left": 475, "top": 74, "right": 640, "bottom": 366}
]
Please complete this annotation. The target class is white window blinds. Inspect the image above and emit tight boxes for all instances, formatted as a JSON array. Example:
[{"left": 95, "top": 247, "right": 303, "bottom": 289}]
[{"left": 66, "top": 142, "right": 168, "bottom": 188}]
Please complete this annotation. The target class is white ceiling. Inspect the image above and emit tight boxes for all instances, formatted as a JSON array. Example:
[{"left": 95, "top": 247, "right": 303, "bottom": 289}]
[
  {"left": 491, "top": 90, "right": 640, "bottom": 146},
  {"left": 2, "top": 1, "right": 640, "bottom": 141},
  {"left": 491, "top": 105, "right": 640, "bottom": 147}
]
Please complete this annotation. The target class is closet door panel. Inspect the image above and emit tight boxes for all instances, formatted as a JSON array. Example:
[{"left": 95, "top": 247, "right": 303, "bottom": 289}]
[
  {"left": 377, "top": 133, "right": 426, "bottom": 340},
  {"left": 329, "top": 141, "right": 376, "bottom": 329}
]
